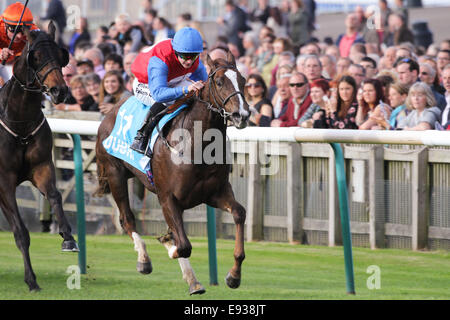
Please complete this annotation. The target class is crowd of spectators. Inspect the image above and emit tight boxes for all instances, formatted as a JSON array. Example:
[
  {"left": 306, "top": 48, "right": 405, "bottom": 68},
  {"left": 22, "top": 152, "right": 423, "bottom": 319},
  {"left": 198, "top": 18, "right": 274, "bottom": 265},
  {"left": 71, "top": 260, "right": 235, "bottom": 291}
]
[
  {"left": 215, "top": 0, "right": 450, "bottom": 131},
  {"left": 24, "top": 0, "right": 450, "bottom": 131}
]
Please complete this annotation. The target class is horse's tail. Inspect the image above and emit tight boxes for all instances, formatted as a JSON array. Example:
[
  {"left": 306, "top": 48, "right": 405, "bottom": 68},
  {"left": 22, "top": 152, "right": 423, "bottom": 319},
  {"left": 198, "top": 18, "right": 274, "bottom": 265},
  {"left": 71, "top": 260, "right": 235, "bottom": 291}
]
[{"left": 93, "top": 158, "right": 111, "bottom": 197}]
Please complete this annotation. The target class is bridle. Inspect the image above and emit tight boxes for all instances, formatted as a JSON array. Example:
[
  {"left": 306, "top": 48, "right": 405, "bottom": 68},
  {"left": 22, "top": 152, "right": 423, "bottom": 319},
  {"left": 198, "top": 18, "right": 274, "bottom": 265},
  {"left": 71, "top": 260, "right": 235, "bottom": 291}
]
[
  {"left": 11, "top": 39, "right": 65, "bottom": 94},
  {"left": 1, "top": 37, "right": 66, "bottom": 144},
  {"left": 198, "top": 65, "right": 246, "bottom": 123}
]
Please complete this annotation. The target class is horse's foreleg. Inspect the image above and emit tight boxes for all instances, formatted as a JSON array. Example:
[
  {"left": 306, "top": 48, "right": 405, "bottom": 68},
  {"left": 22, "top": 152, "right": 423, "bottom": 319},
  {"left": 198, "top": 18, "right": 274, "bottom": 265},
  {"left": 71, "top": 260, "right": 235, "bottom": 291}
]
[
  {"left": 0, "top": 188, "right": 40, "bottom": 291},
  {"left": 106, "top": 164, "right": 152, "bottom": 274},
  {"left": 31, "top": 163, "right": 78, "bottom": 251},
  {"left": 158, "top": 232, "right": 205, "bottom": 295},
  {"left": 159, "top": 194, "right": 191, "bottom": 259},
  {"left": 208, "top": 182, "right": 246, "bottom": 289}
]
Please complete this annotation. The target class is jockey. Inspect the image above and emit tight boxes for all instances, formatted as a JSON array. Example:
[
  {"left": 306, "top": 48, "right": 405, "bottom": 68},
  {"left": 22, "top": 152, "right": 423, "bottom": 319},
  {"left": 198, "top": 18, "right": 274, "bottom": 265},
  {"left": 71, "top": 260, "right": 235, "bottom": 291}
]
[
  {"left": 0, "top": 2, "right": 39, "bottom": 81},
  {"left": 130, "top": 27, "right": 208, "bottom": 156},
  {"left": 0, "top": 2, "right": 39, "bottom": 63}
]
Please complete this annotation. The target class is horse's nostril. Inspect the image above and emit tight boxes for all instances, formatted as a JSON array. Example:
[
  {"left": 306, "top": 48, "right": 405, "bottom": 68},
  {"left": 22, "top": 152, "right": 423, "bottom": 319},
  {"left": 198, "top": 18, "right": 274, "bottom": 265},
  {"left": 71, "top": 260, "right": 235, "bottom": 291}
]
[{"left": 50, "top": 87, "right": 59, "bottom": 96}]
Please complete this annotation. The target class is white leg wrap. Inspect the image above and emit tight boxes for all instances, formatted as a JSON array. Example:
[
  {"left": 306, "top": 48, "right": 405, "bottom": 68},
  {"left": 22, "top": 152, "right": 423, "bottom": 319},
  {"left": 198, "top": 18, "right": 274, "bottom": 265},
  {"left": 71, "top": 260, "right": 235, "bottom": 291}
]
[
  {"left": 168, "top": 245, "right": 177, "bottom": 259},
  {"left": 132, "top": 232, "right": 148, "bottom": 262}
]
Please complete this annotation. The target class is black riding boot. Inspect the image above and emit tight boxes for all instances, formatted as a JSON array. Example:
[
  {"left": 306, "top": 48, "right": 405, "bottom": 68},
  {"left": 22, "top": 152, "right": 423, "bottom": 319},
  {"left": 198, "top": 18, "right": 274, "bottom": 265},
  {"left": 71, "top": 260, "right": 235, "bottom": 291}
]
[
  {"left": 143, "top": 112, "right": 164, "bottom": 158},
  {"left": 130, "top": 102, "right": 166, "bottom": 154}
]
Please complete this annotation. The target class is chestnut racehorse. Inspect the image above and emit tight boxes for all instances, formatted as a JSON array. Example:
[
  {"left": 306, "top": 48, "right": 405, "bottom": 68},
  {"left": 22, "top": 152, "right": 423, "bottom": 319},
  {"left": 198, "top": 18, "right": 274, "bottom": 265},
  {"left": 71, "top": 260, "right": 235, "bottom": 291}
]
[{"left": 95, "top": 52, "right": 249, "bottom": 294}]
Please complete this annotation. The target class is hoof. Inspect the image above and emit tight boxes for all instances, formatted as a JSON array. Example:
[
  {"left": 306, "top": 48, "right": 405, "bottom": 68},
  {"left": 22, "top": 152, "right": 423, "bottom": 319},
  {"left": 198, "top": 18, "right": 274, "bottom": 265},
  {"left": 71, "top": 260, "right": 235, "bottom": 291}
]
[
  {"left": 189, "top": 282, "right": 206, "bottom": 295},
  {"left": 62, "top": 240, "right": 79, "bottom": 252},
  {"left": 225, "top": 272, "right": 241, "bottom": 289},
  {"left": 136, "top": 261, "right": 153, "bottom": 275},
  {"left": 29, "top": 284, "right": 41, "bottom": 292}
]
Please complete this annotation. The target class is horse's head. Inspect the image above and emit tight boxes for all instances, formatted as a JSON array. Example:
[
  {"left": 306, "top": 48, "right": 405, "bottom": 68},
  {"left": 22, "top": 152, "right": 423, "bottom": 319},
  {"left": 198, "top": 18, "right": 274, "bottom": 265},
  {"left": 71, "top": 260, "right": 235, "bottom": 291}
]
[
  {"left": 19, "top": 21, "right": 69, "bottom": 104},
  {"left": 204, "top": 51, "right": 249, "bottom": 129}
]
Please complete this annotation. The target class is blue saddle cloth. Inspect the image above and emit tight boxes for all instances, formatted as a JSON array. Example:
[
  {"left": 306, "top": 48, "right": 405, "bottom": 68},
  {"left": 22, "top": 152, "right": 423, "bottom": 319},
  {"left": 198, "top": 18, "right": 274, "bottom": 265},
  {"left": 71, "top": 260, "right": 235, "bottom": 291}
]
[{"left": 102, "top": 96, "right": 187, "bottom": 179}]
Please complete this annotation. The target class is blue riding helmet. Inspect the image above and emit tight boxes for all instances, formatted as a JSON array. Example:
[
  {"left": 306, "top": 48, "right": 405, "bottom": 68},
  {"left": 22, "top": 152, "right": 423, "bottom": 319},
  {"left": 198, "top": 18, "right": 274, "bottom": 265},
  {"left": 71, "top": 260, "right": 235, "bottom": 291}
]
[{"left": 172, "top": 27, "right": 203, "bottom": 53}]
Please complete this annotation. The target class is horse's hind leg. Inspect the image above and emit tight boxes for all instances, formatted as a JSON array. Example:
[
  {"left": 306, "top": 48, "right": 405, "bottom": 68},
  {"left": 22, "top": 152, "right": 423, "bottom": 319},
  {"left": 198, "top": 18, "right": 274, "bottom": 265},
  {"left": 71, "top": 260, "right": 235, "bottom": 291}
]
[
  {"left": 0, "top": 187, "right": 40, "bottom": 291},
  {"left": 158, "top": 232, "right": 205, "bottom": 295},
  {"left": 31, "top": 163, "right": 78, "bottom": 251},
  {"left": 208, "top": 182, "right": 246, "bottom": 289},
  {"left": 105, "top": 163, "right": 152, "bottom": 274}
]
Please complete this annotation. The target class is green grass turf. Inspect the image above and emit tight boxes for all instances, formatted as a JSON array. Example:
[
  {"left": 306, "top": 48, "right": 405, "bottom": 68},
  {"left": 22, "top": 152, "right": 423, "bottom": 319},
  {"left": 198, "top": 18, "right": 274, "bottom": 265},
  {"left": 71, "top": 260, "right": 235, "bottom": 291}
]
[{"left": 0, "top": 231, "right": 448, "bottom": 300}]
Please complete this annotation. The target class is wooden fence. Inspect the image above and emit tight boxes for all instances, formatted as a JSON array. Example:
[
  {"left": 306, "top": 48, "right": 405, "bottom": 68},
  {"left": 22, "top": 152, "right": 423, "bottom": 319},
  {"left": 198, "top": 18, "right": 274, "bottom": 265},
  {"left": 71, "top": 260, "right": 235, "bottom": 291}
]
[{"left": 3, "top": 111, "right": 449, "bottom": 251}]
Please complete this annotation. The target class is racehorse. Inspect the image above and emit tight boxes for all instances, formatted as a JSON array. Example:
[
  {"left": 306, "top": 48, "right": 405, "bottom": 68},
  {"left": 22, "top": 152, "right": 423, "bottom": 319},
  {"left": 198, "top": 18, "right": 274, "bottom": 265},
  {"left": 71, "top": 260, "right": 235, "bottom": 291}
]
[
  {"left": 0, "top": 22, "right": 78, "bottom": 291},
  {"left": 95, "top": 51, "right": 250, "bottom": 294}
]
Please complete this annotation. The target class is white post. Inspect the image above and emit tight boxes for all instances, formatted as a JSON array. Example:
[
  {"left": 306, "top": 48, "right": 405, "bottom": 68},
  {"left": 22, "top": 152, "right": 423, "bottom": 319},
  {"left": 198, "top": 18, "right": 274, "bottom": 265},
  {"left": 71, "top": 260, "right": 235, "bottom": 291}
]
[
  {"left": 344, "top": 0, "right": 349, "bottom": 13},
  {"left": 81, "top": 0, "right": 87, "bottom": 17},
  {"left": 197, "top": 0, "right": 204, "bottom": 21}
]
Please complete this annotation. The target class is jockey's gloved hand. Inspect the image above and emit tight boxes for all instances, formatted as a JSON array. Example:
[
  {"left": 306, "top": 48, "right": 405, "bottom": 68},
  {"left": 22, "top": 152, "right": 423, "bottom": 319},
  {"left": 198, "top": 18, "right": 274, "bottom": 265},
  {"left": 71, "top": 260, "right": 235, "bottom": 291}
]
[
  {"left": 0, "top": 48, "right": 14, "bottom": 61},
  {"left": 188, "top": 80, "right": 204, "bottom": 93}
]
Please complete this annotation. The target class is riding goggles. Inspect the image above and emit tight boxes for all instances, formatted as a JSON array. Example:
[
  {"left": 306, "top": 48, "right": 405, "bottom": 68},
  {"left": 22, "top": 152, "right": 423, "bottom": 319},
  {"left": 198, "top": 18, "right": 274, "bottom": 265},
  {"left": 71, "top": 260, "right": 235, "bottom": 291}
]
[
  {"left": 175, "top": 51, "right": 199, "bottom": 61},
  {"left": 6, "top": 24, "right": 24, "bottom": 34}
]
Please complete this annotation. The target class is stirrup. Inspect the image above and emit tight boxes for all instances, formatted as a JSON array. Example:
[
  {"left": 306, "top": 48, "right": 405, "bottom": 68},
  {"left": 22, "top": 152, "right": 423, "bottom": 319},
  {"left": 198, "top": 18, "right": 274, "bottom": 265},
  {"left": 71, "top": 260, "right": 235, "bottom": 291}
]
[{"left": 130, "top": 135, "right": 147, "bottom": 153}]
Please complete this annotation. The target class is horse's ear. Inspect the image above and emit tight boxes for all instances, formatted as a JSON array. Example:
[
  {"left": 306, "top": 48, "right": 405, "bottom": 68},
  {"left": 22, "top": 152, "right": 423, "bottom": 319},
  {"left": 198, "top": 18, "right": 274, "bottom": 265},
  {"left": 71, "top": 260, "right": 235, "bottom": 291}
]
[
  {"left": 206, "top": 54, "right": 215, "bottom": 72},
  {"left": 47, "top": 21, "right": 56, "bottom": 41},
  {"left": 226, "top": 50, "right": 236, "bottom": 68}
]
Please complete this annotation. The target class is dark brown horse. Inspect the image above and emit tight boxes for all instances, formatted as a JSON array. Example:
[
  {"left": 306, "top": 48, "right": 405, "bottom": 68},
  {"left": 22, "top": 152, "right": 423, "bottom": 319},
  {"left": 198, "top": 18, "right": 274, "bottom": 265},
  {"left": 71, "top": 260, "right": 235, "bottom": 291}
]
[
  {"left": 0, "top": 22, "right": 78, "bottom": 291},
  {"left": 95, "top": 52, "right": 249, "bottom": 294}
]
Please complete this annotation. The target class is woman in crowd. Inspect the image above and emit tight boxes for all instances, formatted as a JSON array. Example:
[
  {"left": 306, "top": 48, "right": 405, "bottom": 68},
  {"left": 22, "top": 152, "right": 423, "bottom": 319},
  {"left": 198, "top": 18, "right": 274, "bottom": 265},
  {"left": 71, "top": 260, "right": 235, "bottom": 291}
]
[
  {"left": 245, "top": 74, "right": 273, "bottom": 127},
  {"left": 397, "top": 82, "right": 441, "bottom": 130},
  {"left": 55, "top": 75, "right": 98, "bottom": 112},
  {"left": 356, "top": 78, "right": 387, "bottom": 129},
  {"left": 83, "top": 73, "right": 102, "bottom": 104},
  {"left": 68, "top": 17, "right": 91, "bottom": 55},
  {"left": 387, "top": 83, "right": 410, "bottom": 129},
  {"left": 299, "top": 78, "right": 330, "bottom": 128},
  {"left": 367, "top": 82, "right": 410, "bottom": 130},
  {"left": 313, "top": 75, "right": 358, "bottom": 129},
  {"left": 98, "top": 70, "right": 132, "bottom": 115}
]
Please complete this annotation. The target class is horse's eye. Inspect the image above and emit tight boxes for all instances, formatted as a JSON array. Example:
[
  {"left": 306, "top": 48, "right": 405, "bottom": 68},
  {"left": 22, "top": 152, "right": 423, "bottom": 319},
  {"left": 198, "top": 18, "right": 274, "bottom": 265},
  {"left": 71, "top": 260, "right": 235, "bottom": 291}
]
[{"left": 216, "top": 78, "right": 224, "bottom": 87}]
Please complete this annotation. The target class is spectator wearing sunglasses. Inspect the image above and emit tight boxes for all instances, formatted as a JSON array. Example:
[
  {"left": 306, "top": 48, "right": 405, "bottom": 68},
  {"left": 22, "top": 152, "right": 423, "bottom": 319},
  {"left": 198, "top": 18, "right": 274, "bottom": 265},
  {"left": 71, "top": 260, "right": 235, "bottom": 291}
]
[
  {"left": 245, "top": 74, "right": 273, "bottom": 127},
  {"left": 271, "top": 72, "right": 311, "bottom": 127},
  {"left": 130, "top": 27, "right": 207, "bottom": 155},
  {"left": 0, "top": 2, "right": 39, "bottom": 81}
]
